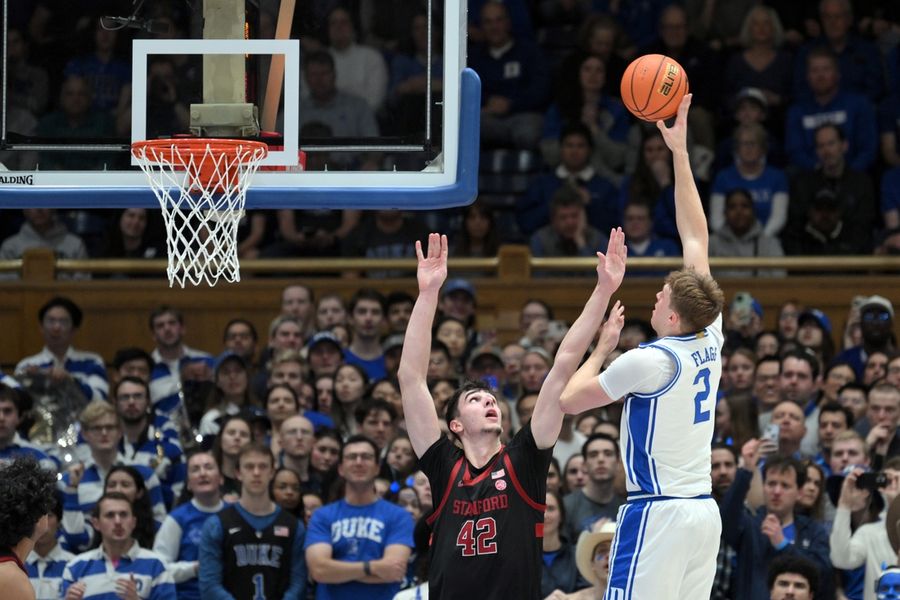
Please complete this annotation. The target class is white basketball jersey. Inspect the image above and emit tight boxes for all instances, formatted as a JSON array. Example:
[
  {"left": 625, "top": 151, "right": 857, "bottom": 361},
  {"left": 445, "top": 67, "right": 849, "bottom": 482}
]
[{"left": 618, "top": 314, "right": 723, "bottom": 498}]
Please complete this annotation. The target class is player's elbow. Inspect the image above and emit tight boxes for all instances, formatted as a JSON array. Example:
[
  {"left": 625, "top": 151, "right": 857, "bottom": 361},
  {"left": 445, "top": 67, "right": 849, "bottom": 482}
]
[{"left": 559, "top": 387, "right": 581, "bottom": 414}]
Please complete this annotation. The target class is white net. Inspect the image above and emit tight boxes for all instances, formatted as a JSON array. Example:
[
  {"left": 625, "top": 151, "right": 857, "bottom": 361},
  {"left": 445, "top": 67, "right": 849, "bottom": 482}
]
[{"left": 131, "top": 139, "right": 268, "bottom": 287}]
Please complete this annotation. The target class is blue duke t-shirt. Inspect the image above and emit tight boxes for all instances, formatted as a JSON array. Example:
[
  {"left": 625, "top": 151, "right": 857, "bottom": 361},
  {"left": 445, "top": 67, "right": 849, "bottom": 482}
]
[{"left": 305, "top": 498, "right": 414, "bottom": 600}]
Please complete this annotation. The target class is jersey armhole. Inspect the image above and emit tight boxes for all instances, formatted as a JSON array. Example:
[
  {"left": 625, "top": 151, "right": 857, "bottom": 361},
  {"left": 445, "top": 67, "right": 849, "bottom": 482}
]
[{"left": 426, "top": 456, "right": 465, "bottom": 526}]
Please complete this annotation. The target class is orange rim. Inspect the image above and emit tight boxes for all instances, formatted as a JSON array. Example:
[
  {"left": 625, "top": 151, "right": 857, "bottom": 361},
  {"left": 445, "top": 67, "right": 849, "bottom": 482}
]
[{"left": 131, "top": 138, "right": 268, "bottom": 165}]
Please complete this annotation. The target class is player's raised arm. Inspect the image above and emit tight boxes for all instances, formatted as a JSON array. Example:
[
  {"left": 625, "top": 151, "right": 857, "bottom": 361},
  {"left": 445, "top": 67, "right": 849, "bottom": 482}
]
[
  {"left": 657, "top": 94, "right": 710, "bottom": 276},
  {"left": 542, "top": 228, "right": 626, "bottom": 431},
  {"left": 397, "top": 233, "right": 446, "bottom": 457}
]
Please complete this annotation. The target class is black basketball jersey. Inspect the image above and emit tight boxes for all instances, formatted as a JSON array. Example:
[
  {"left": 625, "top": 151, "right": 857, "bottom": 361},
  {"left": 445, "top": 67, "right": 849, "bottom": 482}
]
[
  {"left": 218, "top": 505, "right": 298, "bottom": 600},
  {"left": 419, "top": 422, "right": 553, "bottom": 600}
]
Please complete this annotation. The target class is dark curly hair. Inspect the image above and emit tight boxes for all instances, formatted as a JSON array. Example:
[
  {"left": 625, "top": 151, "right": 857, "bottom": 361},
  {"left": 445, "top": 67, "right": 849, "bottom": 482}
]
[{"left": 0, "top": 456, "right": 56, "bottom": 548}]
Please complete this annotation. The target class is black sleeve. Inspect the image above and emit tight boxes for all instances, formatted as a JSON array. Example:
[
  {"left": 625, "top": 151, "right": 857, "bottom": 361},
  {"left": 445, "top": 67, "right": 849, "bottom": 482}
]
[
  {"left": 505, "top": 421, "right": 554, "bottom": 500},
  {"left": 418, "top": 434, "right": 462, "bottom": 514}
]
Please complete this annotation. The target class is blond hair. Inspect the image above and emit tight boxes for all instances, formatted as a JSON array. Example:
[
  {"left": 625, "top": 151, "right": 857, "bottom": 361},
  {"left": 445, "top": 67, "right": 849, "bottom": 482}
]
[
  {"left": 79, "top": 399, "right": 117, "bottom": 428},
  {"left": 833, "top": 429, "right": 867, "bottom": 453},
  {"left": 665, "top": 269, "right": 725, "bottom": 333}
]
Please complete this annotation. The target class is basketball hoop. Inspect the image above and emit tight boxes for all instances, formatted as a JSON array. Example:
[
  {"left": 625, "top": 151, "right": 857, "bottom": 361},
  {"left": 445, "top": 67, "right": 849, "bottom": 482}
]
[{"left": 131, "top": 138, "right": 268, "bottom": 287}]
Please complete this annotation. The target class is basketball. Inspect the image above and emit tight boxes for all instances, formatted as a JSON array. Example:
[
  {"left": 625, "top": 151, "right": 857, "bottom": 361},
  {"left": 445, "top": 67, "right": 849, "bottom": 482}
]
[{"left": 620, "top": 54, "right": 689, "bottom": 122}]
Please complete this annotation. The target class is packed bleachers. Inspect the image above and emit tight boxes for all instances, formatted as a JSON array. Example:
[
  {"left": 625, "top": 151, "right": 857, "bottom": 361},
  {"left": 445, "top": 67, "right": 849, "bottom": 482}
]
[{"left": 2, "top": 1, "right": 900, "bottom": 599}]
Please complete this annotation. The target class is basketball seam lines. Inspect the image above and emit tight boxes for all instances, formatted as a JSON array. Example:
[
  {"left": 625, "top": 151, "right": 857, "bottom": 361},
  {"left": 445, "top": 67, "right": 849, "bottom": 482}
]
[{"left": 643, "top": 64, "right": 686, "bottom": 120}]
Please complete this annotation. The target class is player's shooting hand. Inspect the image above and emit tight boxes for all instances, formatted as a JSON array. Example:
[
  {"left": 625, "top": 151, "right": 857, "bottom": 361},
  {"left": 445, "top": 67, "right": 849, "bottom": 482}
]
[
  {"left": 656, "top": 93, "right": 692, "bottom": 155},
  {"left": 65, "top": 581, "right": 86, "bottom": 600},
  {"left": 67, "top": 462, "right": 85, "bottom": 488},
  {"left": 596, "top": 227, "right": 627, "bottom": 292},
  {"left": 115, "top": 574, "right": 139, "bottom": 600},
  {"left": 414, "top": 233, "right": 448, "bottom": 293},
  {"left": 838, "top": 468, "right": 871, "bottom": 510},
  {"left": 597, "top": 301, "right": 625, "bottom": 355},
  {"left": 761, "top": 513, "right": 785, "bottom": 547},
  {"left": 371, "top": 557, "right": 406, "bottom": 582}
]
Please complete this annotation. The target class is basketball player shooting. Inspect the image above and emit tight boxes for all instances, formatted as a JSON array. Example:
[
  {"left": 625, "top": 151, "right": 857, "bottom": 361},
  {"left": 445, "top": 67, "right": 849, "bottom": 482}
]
[
  {"left": 560, "top": 94, "right": 726, "bottom": 600},
  {"left": 398, "top": 230, "right": 627, "bottom": 600}
]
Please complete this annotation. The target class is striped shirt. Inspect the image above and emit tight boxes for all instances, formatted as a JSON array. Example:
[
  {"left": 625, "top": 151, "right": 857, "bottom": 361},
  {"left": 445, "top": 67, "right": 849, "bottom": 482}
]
[
  {"left": 150, "top": 346, "right": 212, "bottom": 416},
  {"left": 15, "top": 346, "right": 108, "bottom": 401},
  {"left": 0, "top": 433, "right": 60, "bottom": 473},
  {"left": 27, "top": 542, "right": 75, "bottom": 600},
  {"left": 153, "top": 499, "right": 225, "bottom": 600},
  {"left": 62, "top": 542, "right": 176, "bottom": 600},
  {"left": 119, "top": 429, "right": 186, "bottom": 508},
  {"left": 60, "top": 459, "right": 167, "bottom": 551},
  {"left": 0, "top": 371, "right": 21, "bottom": 388}
]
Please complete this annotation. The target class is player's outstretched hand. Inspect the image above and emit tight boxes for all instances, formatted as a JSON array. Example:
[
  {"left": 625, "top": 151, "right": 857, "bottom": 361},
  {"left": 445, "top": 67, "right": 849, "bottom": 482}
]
[
  {"left": 656, "top": 93, "right": 691, "bottom": 155},
  {"left": 415, "top": 233, "right": 448, "bottom": 293},
  {"left": 596, "top": 301, "right": 625, "bottom": 356},
  {"left": 596, "top": 227, "right": 627, "bottom": 293}
]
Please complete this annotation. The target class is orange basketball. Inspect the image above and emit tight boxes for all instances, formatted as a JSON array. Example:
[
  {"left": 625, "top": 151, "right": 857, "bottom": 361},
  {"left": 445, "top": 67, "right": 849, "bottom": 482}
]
[{"left": 620, "top": 54, "right": 689, "bottom": 122}]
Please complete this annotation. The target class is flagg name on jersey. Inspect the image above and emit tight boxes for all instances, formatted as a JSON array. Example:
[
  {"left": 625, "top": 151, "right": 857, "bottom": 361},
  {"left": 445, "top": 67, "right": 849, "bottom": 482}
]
[{"left": 690, "top": 346, "right": 718, "bottom": 367}]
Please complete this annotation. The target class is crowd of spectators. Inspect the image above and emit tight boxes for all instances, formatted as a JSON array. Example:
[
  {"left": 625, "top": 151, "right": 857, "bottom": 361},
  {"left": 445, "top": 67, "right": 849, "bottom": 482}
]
[
  {"left": 2, "top": 2, "right": 900, "bottom": 600},
  {"left": 2, "top": 0, "right": 900, "bottom": 265},
  {"left": 0, "top": 279, "right": 896, "bottom": 599}
]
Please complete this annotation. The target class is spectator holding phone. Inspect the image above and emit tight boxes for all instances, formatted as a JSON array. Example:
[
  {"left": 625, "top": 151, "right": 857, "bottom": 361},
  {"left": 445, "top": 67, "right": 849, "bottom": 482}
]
[{"left": 829, "top": 457, "right": 900, "bottom": 600}]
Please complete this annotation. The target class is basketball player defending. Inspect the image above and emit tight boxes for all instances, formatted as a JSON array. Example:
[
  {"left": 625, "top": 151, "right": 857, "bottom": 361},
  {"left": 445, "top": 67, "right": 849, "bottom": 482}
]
[
  {"left": 399, "top": 230, "right": 626, "bottom": 600},
  {"left": 561, "top": 93, "right": 726, "bottom": 600}
]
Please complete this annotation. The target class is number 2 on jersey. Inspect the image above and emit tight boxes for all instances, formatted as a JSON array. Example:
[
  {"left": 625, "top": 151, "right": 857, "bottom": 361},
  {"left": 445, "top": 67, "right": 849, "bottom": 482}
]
[
  {"left": 693, "top": 368, "right": 711, "bottom": 424},
  {"left": 456, "top": 517, "right": 498, "bottom": 556}
]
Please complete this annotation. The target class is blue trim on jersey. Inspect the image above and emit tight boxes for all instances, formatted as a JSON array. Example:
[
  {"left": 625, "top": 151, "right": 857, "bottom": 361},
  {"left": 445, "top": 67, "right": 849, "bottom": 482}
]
[
  {"left": 605, "top": 501, "right": 652, "bottom": 600},
  {"left": 625, "top": 493, "right": 713, "bottom": 503},
  {"left": 628, "top": 344, "right": 682, "bottom": 400},
  {"left": 626, "top": 397, "right": 660, "bottom": 495},
  {"left": 647, "top": 398, "right": 661, "bottom": 494}
]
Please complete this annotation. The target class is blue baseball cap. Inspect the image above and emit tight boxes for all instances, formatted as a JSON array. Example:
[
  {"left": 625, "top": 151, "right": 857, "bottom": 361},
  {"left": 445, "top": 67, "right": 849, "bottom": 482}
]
[
  {"left": 307, "top": 331, "right": 342, "bottom": 351},
  {"left": 442, "top": 278, "right": 476, "bottom": 300},
  {"left": 798, "top": 309, "right": 832, "bottom": 335}
]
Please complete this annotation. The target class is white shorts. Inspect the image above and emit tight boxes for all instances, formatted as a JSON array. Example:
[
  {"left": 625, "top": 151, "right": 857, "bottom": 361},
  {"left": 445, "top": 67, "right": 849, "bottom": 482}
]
[{"left": 604, "top": 496, "right": 721, "bottom": 600}]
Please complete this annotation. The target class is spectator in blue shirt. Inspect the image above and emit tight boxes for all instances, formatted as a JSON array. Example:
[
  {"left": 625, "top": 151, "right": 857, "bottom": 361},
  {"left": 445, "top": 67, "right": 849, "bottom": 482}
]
[
  {"left": 62, "top": 492, "right": 175, "bottom": 600},
  {"left": 153, "top": 451, "right": 226, "bottom": 600},
  {"left": 710, "top": 122, "right": 790, "bottom": 237},
  {"left": 305, "top": 434, "right": 414, "bottom": 600},
  {"left": 469, "top": 2, "right": 551, "bottom": 149},
  {"left": 785, "top": 47, "right": 877, "bottom": 171},
  {"left": 792, "top": 0, "right": 884, "bottom": 103},
  {"left": 541, "top": 54, "right": 632, "bottom": 184},
  {"left": 518, "top": 123, "right": 620, "bottom": 237}
]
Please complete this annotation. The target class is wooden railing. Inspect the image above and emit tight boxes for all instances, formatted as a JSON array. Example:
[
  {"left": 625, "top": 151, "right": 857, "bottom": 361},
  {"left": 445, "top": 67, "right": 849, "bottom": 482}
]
[{"left": 0, "top": 247, "right": 898, "bottom": 367}]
